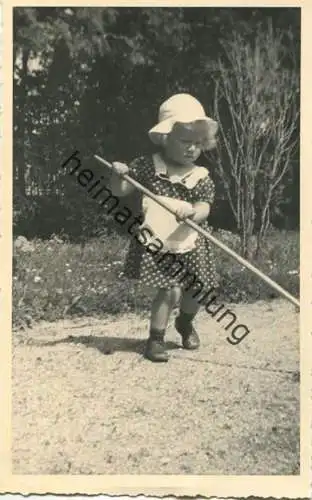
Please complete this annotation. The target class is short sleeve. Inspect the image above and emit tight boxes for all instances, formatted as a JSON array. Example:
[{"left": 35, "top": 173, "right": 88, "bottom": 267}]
[
  {"left": 128, "top": 156, "right": 153, "bottom": 185},
  {"left": 191, "top": 173, "right": 215, "bottom": 205}
]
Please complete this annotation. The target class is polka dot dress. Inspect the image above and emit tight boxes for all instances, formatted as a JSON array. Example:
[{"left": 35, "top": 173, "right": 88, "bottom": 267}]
[{"left": 124, "top": 155, "right": 218, "bottom": 293}]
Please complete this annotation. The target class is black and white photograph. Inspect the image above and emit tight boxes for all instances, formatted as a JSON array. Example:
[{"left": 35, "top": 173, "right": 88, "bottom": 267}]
[{"left": 3, "top": 1, "right": 310, "bottom": 494}]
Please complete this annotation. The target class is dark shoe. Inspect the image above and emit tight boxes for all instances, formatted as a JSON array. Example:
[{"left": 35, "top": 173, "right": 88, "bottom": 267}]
[
  {"left": 144, "top": 334, "right": 169, "bottom": 362},
  {"left": 175, "top": 317, "right": 200, "bottom": 350}
]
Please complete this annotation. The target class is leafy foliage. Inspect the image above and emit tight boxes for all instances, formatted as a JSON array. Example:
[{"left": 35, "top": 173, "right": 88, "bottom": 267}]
[{"left": 13, "top": 7, "right": 300, "bottom": 242}]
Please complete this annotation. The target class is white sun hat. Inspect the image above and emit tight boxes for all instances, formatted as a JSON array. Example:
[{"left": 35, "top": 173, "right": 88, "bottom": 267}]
[{"left": 148, "top": 93, "right": 218, "bottom": 150}]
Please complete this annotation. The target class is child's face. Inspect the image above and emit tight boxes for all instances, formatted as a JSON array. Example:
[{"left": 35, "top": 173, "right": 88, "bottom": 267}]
[{"left": 164, "top": 122, "right": 207, "bottom": 166}]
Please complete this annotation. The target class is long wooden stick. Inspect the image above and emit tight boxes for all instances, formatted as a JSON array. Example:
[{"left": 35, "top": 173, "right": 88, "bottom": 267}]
[{"left": 94, "top": 154, "right": 300, "bottom": 309}]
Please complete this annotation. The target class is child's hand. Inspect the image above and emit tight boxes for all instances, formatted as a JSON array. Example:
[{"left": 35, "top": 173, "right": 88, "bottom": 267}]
[
  {"left": 112, "top": 161, "right": 130, "bottom": 177},
  {"left": 175, "top": 205, "right": 196, "bottom": 223}
]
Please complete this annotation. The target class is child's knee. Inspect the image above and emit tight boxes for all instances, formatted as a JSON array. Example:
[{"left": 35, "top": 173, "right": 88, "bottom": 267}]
[
  {"left": 163, "top": 286, "right": 181, "bottom": 306},
  {"left": 172, "top": 286, "right": 182, "bottom": 305},
  {"left": 141, "top": 285, "right": 181, "bottom": 305},
  {"left": 182, "top": 288, "right": 199, "bottom": 304}
]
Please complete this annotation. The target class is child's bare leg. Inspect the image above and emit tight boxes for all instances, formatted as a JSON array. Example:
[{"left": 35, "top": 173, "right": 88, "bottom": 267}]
[
  {"left": 144, "top": 286, "right": 181, "bottom": 362},
  {"left": 180, "top": 289, "right": 201, "bottom": 315},
  {"left": 150, "top": 287, "right": 181, "bottom": 330},
  {"left": 175, "top": 289, "right": 201, "bottom": 350}
]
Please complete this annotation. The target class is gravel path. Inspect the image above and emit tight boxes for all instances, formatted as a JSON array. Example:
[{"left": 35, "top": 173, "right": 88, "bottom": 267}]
[{"left": 12, "top": 299, "right": 300, "bottom": 475}]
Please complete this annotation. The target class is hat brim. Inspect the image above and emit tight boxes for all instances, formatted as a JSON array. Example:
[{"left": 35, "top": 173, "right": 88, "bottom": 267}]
[{"left": 148, "top": 116, "right": 218, "bottom": 146}]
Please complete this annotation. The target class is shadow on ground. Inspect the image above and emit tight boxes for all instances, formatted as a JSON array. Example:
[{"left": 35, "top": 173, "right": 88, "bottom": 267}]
[{"left": 35, "top": 334, "right": 180, "bottom": 355}]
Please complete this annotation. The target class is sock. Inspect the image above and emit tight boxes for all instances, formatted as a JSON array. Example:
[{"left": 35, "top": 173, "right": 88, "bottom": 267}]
[
  {"left": 149, "top": 328, "right": 166, "bottom": 341},
  {"left": 176, "top": 311, "right": 196, "bottom": 325}
]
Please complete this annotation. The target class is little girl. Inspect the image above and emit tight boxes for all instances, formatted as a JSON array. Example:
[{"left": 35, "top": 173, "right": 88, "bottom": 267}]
[{"left": 110, "top": 93, "right": 218, "bottom": 362}]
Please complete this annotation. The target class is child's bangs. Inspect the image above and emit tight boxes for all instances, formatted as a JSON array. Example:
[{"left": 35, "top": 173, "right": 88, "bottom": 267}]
[{"left": 173, "top": 120, "right": 214, "bottom": 149}]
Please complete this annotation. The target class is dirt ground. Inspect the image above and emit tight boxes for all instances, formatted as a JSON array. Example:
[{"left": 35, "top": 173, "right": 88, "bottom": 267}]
[{"left": 12, "top": 299, "right": 300, "bottom": 475}]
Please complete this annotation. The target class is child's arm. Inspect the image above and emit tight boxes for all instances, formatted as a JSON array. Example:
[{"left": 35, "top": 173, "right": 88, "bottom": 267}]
[
  {"left": 174, "top": 202, "right": 210, "bottom": 225},
  {"left": 190, "top": 202, "right": 211, "bottom": 224},
  {"left": 110, "top": 162, "right": 136, "bottom": 197},
  {"left": 188, "top": 173, "right": 215, "bottom": 224}
]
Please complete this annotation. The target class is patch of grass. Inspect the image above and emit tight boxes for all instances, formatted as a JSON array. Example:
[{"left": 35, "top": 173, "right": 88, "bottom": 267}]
[
  {"left": 214, "top": 229, "right": 299, "bottom": 303},
  {"left": 12, "top": 229, "right": 299, "bottom": 329}
]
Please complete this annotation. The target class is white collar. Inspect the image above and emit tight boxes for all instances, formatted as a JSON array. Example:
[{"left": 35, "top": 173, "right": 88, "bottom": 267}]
[{"left": 153, "top": 153, "right": 208, "bottom": 189}]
